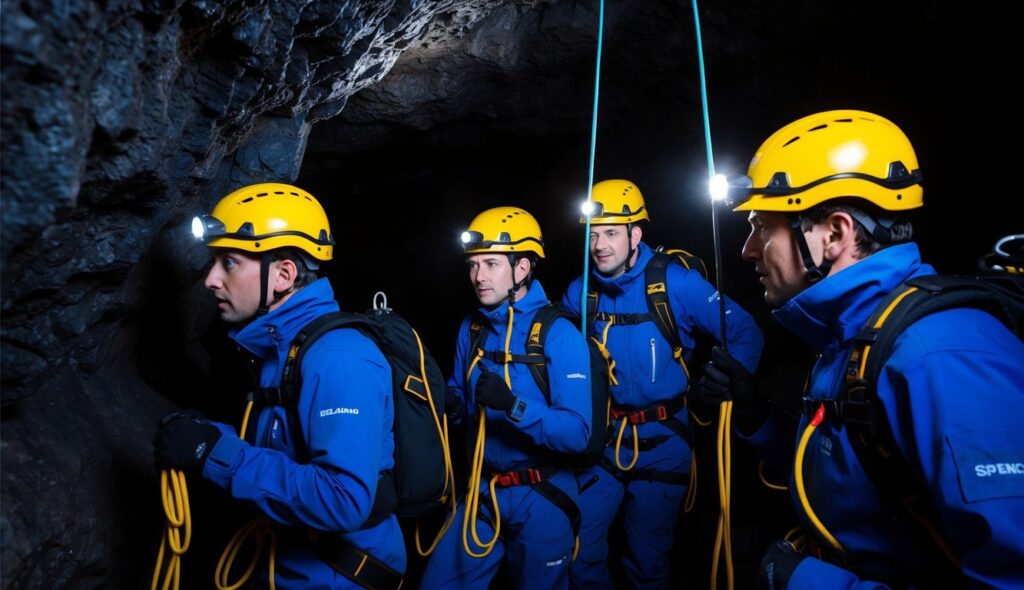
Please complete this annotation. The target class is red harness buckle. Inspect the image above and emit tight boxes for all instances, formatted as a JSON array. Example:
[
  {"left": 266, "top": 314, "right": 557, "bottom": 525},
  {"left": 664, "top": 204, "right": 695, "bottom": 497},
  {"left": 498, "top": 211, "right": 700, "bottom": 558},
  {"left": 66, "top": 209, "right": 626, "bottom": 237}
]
[{"left": 493, "top": 467, "right": 545, "bottom": 488}]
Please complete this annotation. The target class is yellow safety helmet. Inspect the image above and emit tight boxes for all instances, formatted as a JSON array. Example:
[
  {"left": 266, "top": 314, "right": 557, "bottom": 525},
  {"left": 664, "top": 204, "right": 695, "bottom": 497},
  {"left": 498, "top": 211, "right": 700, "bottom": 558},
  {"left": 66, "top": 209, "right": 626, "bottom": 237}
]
[
  {"left": 581, "top": 179, "right": 650, "bottom": 224},
  {"left": 732, "top": 110, "right": 923, "bottom": 213},
  {"left": 192, "top": 182, "right": 334, "bottom": 265},
  {"left": 461, "top": 206, "right": 545, "bottom": 258}
]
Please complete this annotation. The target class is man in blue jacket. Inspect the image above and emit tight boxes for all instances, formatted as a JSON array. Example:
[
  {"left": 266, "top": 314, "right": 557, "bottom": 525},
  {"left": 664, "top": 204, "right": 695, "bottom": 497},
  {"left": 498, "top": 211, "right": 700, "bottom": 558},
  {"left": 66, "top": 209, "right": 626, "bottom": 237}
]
[
  {"left": 154, "top": 183, "right": 405, "bottom": 589},
  {"left": 698, "top": 110, "right": 1024, "bottom": 588},
  {"left": 420, "top": 206, "right": 592, "bottom": 589},
  {"left": 563, "top": 180, "right": 764, "bottom": 589}
]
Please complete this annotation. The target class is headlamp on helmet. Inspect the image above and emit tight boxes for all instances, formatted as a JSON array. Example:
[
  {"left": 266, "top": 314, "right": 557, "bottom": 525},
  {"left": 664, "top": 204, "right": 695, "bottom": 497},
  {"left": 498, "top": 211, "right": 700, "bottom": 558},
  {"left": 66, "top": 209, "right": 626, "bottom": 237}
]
[{"left": 192, "top": 215, "right": 226, "bottom": 242}]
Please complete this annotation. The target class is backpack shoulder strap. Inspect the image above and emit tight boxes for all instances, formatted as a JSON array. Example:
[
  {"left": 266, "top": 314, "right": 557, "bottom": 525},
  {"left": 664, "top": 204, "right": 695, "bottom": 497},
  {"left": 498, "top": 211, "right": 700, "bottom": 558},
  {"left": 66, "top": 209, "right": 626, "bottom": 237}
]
[
  {"left": 524, "top": 304, "right": 575, "bottom": 404},
  {"left": 277, "top": 311, "right": 369, "bottom": 459},
  {"left": 645, "top": 252, "right": 682, "bottom": 350},
  {"left": 841, "top": 274, "right": 1024, "bottom": 573},
  {"left": 661, "top": 247, "right": 709, "bottom": 280}
]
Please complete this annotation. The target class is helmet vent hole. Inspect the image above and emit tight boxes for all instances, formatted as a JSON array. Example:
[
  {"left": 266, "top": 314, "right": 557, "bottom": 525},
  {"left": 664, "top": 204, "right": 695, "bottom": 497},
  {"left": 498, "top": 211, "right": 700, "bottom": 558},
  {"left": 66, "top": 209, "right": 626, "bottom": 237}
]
[
  {"left": 256, "top": 192, "right": 268, "bottom": 197},
  {"left": 787, "top": 198, "right": 794, "bottom": 205},
  {"left": 241, "top": 197, "right": 254, "bottom": 203},
  {"left": 783, "top": 136, "right": 800, "bottom": 147},
  {"left": 304, "top": 196, "right": 312, "bottom": 201},
  {"left": 274, "top": 191, "right": 284, "bottom": 195},
  {"left": 255, "top": 242, "right": 261, "bottom": 248},
  {"left": 897, "top": 194, "right": 902, "bottom": 200},
  {"left": 289, "top": 192, "right": 299, "bottom": 196},
  {"left": 835, "top": 118, "right": 854, "bottom": 123},
  {"left": 808, "top": 124, "right": 828, "bottom": 132},
  {"left": 795, "top": 198, "right": 802, "bottom": 204}
]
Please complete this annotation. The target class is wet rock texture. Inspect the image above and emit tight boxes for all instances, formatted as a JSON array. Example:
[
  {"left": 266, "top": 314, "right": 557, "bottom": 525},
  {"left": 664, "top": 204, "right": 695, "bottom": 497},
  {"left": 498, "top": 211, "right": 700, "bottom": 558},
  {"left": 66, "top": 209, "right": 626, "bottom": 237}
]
[
  {"left": 2, "top": 0, "right": 1017, "bottom": 587},
  {"left": 0, "top": 1, "right": 515, "bottom": 586}
]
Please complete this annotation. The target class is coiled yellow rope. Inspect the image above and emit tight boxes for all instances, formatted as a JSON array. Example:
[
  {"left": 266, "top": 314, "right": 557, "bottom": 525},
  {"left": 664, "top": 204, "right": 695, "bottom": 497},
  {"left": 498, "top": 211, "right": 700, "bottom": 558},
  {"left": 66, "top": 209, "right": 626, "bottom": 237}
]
[{"left": 150, "top": 468, "right": 191, "bottom": 590}]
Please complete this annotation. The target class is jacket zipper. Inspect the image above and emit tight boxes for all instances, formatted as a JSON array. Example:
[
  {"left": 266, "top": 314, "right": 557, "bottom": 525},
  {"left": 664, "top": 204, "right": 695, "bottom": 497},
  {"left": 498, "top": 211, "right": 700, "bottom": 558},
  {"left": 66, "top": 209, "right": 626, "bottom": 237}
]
[{"left": 650, "top": 338, "right": 656, "bottom": 382}]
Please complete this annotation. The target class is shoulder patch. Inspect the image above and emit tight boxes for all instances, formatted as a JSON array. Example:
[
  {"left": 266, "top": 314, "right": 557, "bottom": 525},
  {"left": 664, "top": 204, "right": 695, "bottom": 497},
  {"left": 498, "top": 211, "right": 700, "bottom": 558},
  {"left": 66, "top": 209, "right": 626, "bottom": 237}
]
[{"left": 947, "top": 428, "right": 1024, "bottom": 503}]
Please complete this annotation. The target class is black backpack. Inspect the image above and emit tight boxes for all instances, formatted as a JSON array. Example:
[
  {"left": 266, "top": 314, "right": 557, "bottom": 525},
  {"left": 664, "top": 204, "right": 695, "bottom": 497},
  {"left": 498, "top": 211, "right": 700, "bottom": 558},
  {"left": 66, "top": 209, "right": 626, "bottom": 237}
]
[
  {"left": 806, "top": 273, "right": 1024, "bottom": 571},
  {"left": 584, "top": 247, "right": 710, "bottom": 380},
  {"left": 468, "top": 305, "right": 611, "bottom": 468},
  {"left": 252, "top": 293, "right": 451, "bottom": 522}
]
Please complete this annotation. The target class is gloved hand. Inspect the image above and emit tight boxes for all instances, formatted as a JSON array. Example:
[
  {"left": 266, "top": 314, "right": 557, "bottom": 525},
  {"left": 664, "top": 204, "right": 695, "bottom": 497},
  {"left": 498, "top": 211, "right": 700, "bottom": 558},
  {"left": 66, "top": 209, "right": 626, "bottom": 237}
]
[
  {"left": 693, "top": 346, "right": 767, "bottom": 433},
  {"left": 154, "top": 410, "right": 222, "bottom": 472},
  {"left": 757, "top": 539, "right": 807, "bottom": 590},
  {"left": 444, "top": 387, "right": 464, "bottom": 418},
  {"left": 474, "top": 368, "right": 517, "bottom": 414}
]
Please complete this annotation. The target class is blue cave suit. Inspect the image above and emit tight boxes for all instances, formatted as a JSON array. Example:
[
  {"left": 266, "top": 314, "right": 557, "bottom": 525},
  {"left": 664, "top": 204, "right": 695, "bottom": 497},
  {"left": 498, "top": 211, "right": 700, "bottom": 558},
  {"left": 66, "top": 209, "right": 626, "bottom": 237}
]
[
  {"left": 565, "top": 240, "right": 765, "bottom": 590},
  {"left": 200, "top": 278, "right": 406, "bottom": 589},
  {"left": 421, "top": 281, "right": 592, "bottom": 589},
  {"left": 563, "top": 242, "right": 764, "bottom": 589},
  {"left": 745, "top": 243, "right": 1024, "bottom": 588}
]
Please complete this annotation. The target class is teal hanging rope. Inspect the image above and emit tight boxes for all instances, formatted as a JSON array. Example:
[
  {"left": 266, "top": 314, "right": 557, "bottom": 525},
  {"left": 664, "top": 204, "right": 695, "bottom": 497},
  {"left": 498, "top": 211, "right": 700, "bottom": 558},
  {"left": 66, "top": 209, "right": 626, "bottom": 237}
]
[
  {"left": 690, "top": 0, "right": 728, "bottom": 348},
  {"left": 579, "top": 0, "right": 605, "bottom": 332}
]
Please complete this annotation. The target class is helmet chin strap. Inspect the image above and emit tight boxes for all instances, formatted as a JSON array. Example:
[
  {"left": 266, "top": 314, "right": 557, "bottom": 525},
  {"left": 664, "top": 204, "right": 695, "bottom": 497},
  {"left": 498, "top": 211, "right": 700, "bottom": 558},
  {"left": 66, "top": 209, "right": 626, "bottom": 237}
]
[
  {"left": 257, "top": 254, "right": 272, "bottom": 316},
  {"left": 789, "top": 216, "right": 833, "bottom": 285},
  {"left": 623, "top": 223, "right": 637, "bottom": 273},
  {"left": 505, "top": 254, "right": 532, "bottom": 303}
]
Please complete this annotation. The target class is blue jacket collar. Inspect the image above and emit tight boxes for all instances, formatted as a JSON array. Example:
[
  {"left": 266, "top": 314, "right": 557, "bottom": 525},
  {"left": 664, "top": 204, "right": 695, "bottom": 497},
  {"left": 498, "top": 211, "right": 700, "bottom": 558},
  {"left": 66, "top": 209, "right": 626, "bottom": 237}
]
[
  {"left": 478, "top": 279, "right": 550, "bottom": 327},
  {"left": 773, "top": 243, "right": 934, "bottom": 352},
  {"left": 590, "top": 241, "right": 654, "bottom": 295},
  {"left": 230, "top": 277, "right": 340, "bottom": 359}
]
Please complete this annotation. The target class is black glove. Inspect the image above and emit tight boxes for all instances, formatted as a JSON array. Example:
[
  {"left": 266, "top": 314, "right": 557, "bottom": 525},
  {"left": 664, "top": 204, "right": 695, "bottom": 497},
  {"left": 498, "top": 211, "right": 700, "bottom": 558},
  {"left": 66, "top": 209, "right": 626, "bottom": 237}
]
[
  {"left": 154, "top": 410, "right": 222, "bottom": 472},
  {"left": 693, "top": 346, "right": 767, "bottom": 433},
  {"left": 474, "top": 368, "right": 517, "bottom": 413},
  {"left": 757, "top": 539, "right": 807, "bottom": 590},
  {"left": 444, "top": 387, "right": 464, "bottom": 418}
]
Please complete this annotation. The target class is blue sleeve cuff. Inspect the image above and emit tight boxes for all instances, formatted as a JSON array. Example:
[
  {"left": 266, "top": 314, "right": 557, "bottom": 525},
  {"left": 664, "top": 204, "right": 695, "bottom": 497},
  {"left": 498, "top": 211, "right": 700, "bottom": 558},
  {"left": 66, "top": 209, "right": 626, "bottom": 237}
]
[{"left": 202, "top": 434, "right": 247, "bottom": 488}]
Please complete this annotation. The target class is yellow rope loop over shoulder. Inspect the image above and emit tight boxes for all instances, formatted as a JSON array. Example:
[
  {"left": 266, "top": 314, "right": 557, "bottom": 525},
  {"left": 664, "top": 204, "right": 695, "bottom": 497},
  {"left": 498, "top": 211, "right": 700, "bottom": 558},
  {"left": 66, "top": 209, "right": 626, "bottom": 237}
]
[
  {"left": 152, "top": 469, "right": 192, "bottom": 590},
  {"left": 759, "top": 460, "right": 788, "bottom": 491},
  {"left": 795, "top": 406, "right": 845, "bottom": 554},
  {"left": 711, "top": 401, "right": 734, "bottom": 590},
  {"left": 215, "top": 517, "right": 277, "bottom": 590},
  {"left": 613, "top": 418, "right": 640, "bottom": 471}
]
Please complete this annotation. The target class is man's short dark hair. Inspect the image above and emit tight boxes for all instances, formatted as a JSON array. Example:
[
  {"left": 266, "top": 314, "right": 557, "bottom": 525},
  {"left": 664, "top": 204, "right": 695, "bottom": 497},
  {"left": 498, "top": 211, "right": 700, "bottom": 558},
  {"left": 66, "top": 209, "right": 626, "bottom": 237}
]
[
  {"left": 269, "top": 247, "right": 319, "bottom": 289},
  {"left": 800, "top": 199, "right": 913, "bottom": 256}
]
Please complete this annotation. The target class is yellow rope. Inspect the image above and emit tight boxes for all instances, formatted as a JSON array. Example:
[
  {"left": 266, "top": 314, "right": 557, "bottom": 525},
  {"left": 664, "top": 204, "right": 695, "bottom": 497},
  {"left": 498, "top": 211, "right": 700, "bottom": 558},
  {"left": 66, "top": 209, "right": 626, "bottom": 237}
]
[
  {"left": 795, "top": 405, "right": 845, "bottom": 553},
  {"left": 151, "top": 468, "right": 191, "bottom": 590},
  {"left": 215, "top": 399, "right": 278, "bottom": 589},
  {"left": 612, "top": 417, "right": 640, "bottom": 471},
  {"left": 411, "top": 329, "right": 458, "bottom": 556},
  {"left": 710, "top": 401, "right": 734, "bottom": 590},
  {"left": 214, "top": 517, "right": 277, "bottom": 590},
  {"left": 684, "top": 450, "right": 698, "bottom": 513},
  {"left": 759, "top": 460, "right": 788, "bottom": 491},
  {"left": 461, "top": 304, "right": 517, "bottom": 557}
]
